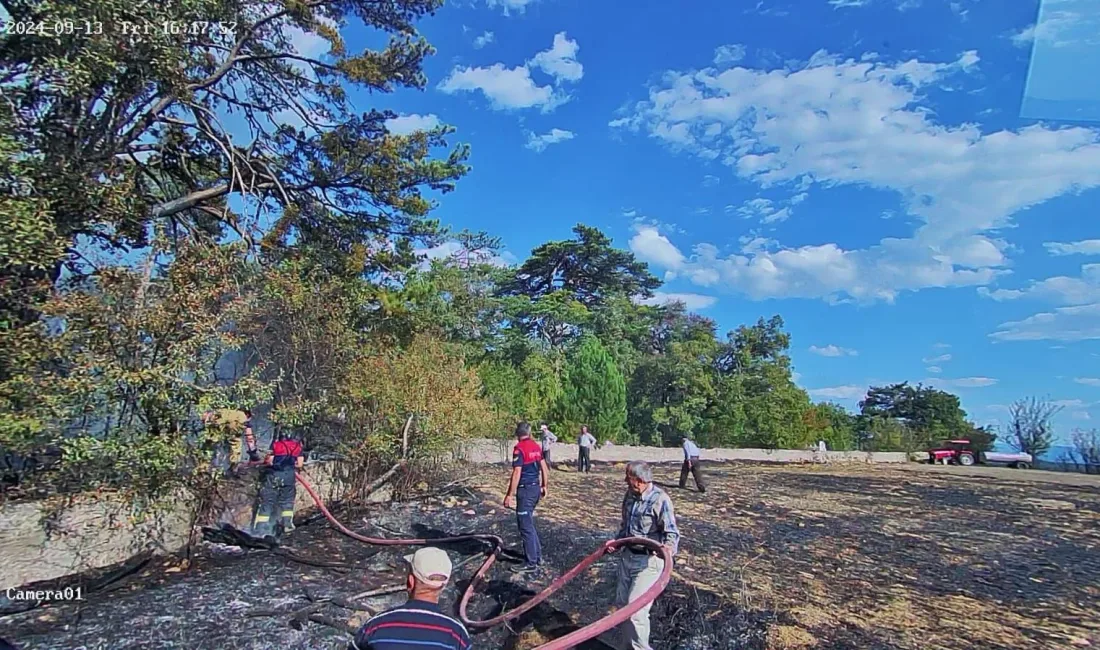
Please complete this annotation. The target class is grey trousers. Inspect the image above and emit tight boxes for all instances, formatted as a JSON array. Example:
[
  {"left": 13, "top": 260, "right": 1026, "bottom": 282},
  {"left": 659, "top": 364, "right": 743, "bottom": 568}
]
[{"left": 613, "top": 551, "right": 665, "bottom": 650}]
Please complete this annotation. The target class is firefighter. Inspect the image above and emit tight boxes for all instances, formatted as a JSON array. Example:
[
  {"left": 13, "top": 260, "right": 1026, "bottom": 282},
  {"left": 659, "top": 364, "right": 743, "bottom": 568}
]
[
  {"left": 201, "top": 408, "right": 259, "bottom": 472},
  {"left": 251, "top": 428, "right": 304, "bottom": 538}
]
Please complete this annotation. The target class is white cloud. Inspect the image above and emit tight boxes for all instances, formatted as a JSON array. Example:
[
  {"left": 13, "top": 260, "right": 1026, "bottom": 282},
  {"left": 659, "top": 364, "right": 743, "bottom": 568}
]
[
  {"left": 384, "top": 113, "right": 441, "bottom": 135},
  {"left": 736, "top": 197, "right": 793, "bottom": 224},
  {"left": 1009, "top": 6, "right": 1099, "bottom": 49},
  {"left": 931, "top": 376, "right": 998, "bottom": 388},
  {"left": 1052, "top": 399, "right": 1089, "bottom": 409},
  {"left": 1072, "top": 410, "right": 1092, "bottom": 421},
  {"left": 439, "top": 33, "right": 581, "bottom": 112},
  {"left": 713, "top": 44, "right": 746, "bottom": 67},
  {"left": 922, "top": 353, "right": 952, "bottom": 363},
  {"left": 978, "top": 265, "right": 1100, "bottom": 306},
  {"left": 1076, "top": 377, "right": 1100, "bottom": 387},
  {"left": 474, "top": 31, "right": 495, "bottom": 49},
  {"left": 439, "top": 64, "right": 562, "bottom": 111},
  {"left": 991, "top": 303, "right": 1100, "bottom": 342},
  {"left": 529, "top": 32, "right": 584, "bottom": 83},
  {"left": 486, "top": 0, "right": 538, "bottom": 14},
  {"left": 933, "top": 342, "right": 951, "bottom": 349},
  {"left": 702, "top": 174, "right": 720, "bottom": 187},
  {"left": 638, "top": 292, "right": 718, "bottom": 310},
  {"left": 1045, "top": 239, "right": 1100, "bottom": 256},
  {"left": 809, "top": 344, "right": 858, "bottom": 357},
  {"left": 613, "top": 49, "right": 1100, "bottom": 303},
  {"left": 926, "top": 366, "right": 943, "bottom": 373},
  {"left": 629, "top": 225, "right": 686, "bottom": 271},
  {"left": 525, "top": 128, "right": 575, "bottom": 152},
  {"left": 808, "top": 385, "right": 867, "bottom": 400}
]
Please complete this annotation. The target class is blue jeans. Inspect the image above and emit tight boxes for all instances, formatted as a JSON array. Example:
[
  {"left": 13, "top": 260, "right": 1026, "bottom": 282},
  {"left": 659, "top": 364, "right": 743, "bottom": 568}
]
[{"left": 515, "top": 484, "right": 542, "bottom": 566}]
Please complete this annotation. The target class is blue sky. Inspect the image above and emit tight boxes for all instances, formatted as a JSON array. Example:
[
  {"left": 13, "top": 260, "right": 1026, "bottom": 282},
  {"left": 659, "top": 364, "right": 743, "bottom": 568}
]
[{"left": 323, "top": 0, "right": 1100, "bottom": 439}]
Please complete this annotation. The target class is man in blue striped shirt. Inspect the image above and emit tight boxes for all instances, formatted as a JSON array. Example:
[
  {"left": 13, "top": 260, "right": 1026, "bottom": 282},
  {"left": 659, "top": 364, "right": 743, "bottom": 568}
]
[
  {"left": 353, "top": 547, "right": 471, "bottom": 650},
  {"left": 612, "top": 461, "right": 679, "bottom": 650}
]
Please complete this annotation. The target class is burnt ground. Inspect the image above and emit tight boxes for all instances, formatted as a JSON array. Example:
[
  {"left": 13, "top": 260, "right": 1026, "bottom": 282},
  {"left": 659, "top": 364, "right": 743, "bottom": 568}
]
[{"left": 1, "top": 462, "right": 1098, "bottom": 650}]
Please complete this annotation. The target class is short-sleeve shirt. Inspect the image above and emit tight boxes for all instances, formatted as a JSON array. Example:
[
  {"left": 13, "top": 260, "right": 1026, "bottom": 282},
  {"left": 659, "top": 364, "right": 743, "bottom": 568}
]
[
  {"left": 353, "top": 599, "right": 471, "bottom": 650},
  {"left": 682, "top": 439, "right": 701, "bottom": 459},
  {"left": 512, "top": 438, "right": 543, "bottom": 487},
  {"left": 579, "top": 432, "right": 597, "bottom": 448}
]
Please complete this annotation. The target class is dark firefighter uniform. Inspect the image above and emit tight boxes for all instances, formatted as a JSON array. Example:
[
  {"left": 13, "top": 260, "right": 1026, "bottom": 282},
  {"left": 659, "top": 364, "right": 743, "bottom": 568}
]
[
  {"left": 251, "top": 434, "right": 304, "bottom": 537},
  {"left": 512, "top": 436, "right": 545, "bottom": 571}
]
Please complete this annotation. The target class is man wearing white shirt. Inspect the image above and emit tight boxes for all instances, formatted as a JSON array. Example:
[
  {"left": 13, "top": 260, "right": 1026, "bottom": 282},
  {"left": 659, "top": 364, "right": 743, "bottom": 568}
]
[
  {"left": 540, "top": 423, "right": 558, "bottom": 469},
  {"left": 577, "top": 425, "right": 596, "bottom": 473},
  {"left": 679, "top": 435, "right": 706, "bottom": 493}
]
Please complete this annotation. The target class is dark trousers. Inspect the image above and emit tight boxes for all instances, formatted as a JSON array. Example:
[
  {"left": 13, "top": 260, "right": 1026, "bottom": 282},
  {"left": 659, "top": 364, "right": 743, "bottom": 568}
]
[
  {"left": 252, "top": 468, "right": 296, "bottom": 536},
  {"left": 679, "top": 457, "right": 706, "bottom": 493},
  {"left": 578, "top": 446, "right": 592, "bottom": 472},
  {"left": 515, "top": 484, "right": 542, "bottom": 566},
  {"left": 543, "top": 448, "right": 553, "bottom": 467}
]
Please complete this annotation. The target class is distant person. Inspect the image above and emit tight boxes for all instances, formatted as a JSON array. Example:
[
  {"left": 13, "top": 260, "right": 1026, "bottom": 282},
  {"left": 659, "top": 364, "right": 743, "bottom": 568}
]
[
  {"left": 353, "top": 547, "right": 471, "bottom": 650},
  {"left": 539, "top": 423, "right": 558, "bottom": 468},
  {"left": 503, "top": 421, "right": 550, "bottom": 575},
  {"left": 251, "top": 429, "right": 304, "bottom": 538},
  {"left": 613, "top": 461, "right": 680, "bottom": 650},
  {"left": 679, "top": 434, "right": 706, "bottom": 493},
  {"left": 577, "top": 425, "right": 596, "bottom": 473}
]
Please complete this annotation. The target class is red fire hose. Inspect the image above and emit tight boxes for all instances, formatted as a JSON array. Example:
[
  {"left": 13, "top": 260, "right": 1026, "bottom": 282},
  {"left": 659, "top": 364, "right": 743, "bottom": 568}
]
[{"left": 293, "top": 472, "right": 674, "bottom": 650}]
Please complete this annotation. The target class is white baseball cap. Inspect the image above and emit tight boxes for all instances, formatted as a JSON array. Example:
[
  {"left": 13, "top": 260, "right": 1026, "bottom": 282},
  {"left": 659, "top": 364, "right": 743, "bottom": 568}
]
[{"left": 404, "top": 547, "right": 453, "bottom": 588}]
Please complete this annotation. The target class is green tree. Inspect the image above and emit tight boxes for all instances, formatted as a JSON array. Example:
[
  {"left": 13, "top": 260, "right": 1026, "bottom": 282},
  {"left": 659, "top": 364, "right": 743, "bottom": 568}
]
[
  {"left": 805, "top": 402, "right": 857, "bottom": 451},
  {"left": 555, "top": 336, "right": 627, "bottom": 443},
  {"left": 500, "top": 224, "right": 660, "bottom": 308},
  {"left": 1, "top": 0, "right": 467, "bottom": 326},
  {"left": 860, "top": 382, "right": 972, "bottom": 448}
]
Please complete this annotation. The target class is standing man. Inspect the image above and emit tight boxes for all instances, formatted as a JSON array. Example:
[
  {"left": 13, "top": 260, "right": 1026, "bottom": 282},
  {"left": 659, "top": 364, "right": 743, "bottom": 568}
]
[
  {"left": 251, "top": 429, "right": 304, "bottom": 538},
  {"left": 679, "top": 434, "right": 706, "bottom": 494},
  {"left": 613, "top": 461, "right": 680, "bottom": 650},
  {"left": 503, "top": 421, "right": 549, "bottom": 575},
  {"left": 353, "top": 547, "right": 471, "bottom": 650},
  {"left": 539, "top": 423, "right": 558, "bottom": 469},
  {"left": 577, "top": 425, "right": 596, "bottom": 473}
]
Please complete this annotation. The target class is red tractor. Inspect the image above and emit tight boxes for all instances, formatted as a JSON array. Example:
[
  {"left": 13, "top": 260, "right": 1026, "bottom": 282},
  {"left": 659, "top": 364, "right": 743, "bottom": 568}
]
[
  {"left": 926, "top": 439, "right": 1033, "bottom": 469},
  {"left": 927, "top": 439, "right": 981, "bottom": 466}
]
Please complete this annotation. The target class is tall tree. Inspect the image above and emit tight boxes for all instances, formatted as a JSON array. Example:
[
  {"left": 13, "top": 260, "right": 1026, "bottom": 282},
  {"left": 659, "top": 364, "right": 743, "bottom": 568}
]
[
  {"left": 1, "top": 0, "right": 468, "bottom": 325},
  {"left": 555, "top": 336, "right": 627, "bottom": 443},
  {"left": 860, "top": 382, "right": 971, "bottom": 447},
  {"left": 1007, "top": 397, "right": 1062, "bottom": 458},
  {"left": 499, "top": 224, "right": 661, "bottom": 307}
]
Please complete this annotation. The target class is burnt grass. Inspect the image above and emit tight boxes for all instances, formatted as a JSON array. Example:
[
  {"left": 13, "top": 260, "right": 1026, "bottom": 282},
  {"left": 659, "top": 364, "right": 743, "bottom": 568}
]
[{"left": 2, "top": 462, "right": 1098, "bottom": 650}]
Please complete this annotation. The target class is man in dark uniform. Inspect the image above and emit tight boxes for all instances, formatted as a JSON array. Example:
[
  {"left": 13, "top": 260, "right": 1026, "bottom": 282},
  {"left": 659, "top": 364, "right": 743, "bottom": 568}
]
[
  {"left": 503, "top": 421, "right": 550, "bottom": 575},
  {"left": 251, "top": 429, "right": 304, "bottom": 538}
]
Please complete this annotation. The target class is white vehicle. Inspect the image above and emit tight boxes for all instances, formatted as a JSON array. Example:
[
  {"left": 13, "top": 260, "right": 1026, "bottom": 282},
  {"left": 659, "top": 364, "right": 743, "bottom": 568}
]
[{"left": 981, "top": 450, "right": 1033, "bottom": 469}]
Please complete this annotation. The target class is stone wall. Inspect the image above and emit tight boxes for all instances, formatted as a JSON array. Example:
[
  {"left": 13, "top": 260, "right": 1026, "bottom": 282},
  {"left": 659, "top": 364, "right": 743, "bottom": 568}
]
[
  {"left": 456, "top": 438, "right": 913, "bottom": 465},
  {"left": 0, "top": 462, "right": 346, "bottom": 592}
]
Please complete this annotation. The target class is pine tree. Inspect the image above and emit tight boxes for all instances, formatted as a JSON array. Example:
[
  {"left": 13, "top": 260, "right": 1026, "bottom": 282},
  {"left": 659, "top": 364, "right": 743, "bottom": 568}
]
[{"left": 556, "top": 336, "right": 627, "bottom": 443}]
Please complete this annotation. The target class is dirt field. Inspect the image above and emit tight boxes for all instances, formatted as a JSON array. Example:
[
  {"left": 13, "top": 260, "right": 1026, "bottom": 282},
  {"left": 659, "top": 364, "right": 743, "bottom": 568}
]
[{"left": 1, "top": 461, "right": 1097, "bottom": 650}]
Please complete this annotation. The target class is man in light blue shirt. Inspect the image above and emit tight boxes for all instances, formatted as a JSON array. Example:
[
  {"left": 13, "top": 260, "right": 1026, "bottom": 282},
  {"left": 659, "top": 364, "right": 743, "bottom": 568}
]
[
  {"left": 577, "top": 425, "right": 596, "bottom": 473},
  {"left": 539, "top": 423, "right": 558, "bottom": 469},
  {"left": 679, "top": 434, "right": 706, "bottom": 493}
]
